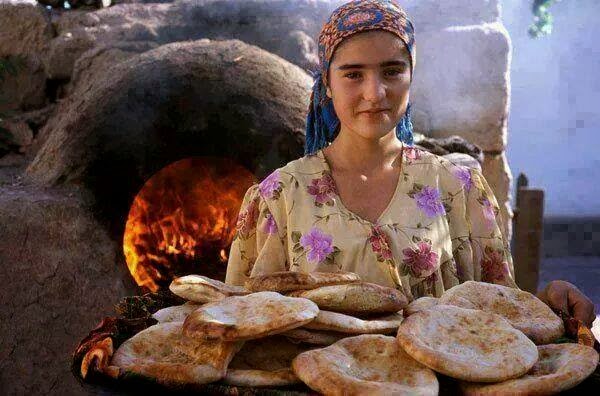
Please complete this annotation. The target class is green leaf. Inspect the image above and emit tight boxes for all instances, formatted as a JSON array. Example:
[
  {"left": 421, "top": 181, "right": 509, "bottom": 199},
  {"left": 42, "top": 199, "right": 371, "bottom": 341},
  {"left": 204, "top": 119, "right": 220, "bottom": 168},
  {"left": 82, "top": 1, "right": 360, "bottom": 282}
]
[{"left": 291, "top": 231, "right": 302, "bottom": 244}]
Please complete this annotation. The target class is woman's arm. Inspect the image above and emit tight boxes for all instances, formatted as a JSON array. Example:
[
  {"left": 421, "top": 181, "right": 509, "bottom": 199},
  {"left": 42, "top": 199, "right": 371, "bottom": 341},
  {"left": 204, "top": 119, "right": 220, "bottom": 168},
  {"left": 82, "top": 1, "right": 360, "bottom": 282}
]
[{"left": 225, "top": 183, "right": 288, "bottom": 286}]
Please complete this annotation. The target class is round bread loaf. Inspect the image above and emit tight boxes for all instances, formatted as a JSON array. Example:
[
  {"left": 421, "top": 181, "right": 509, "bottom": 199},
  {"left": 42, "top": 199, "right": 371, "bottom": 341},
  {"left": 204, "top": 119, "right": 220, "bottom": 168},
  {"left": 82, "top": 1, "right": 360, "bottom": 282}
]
[
  {"left": 404, "top": 296, "right": 439, "bottom": 316},
  {"left": 396, "top": 304, "right": 539, "bottom": 382},
  {"left": 111, "top": 322, "right": 240, "bottom": 386},
  {"left": 439, "top": 281, "right": 564, "bottom": 344},
  {"left": 245, "top": 271, "right": 360, "bottom": 292},
  {"left": 223, "top": 336, "right": 312, "bottom": 387},
  {"left": 304, "top": 310, "right": 403, "bottom": 334},
  {"left": 282, "top": 328, "right": 347, "bottom": 346},
  {"left": 182, "top": 291, "right": 319, "bottom": 341},
  {"left": 287, "top": 282, "right": 407, "bottom": 315},
  {"left": 169, "top": 274, "right": 249, "bottom": 303},
  {"left": 292, "top": 334, "right": 439, "bottom": 396},
  {"left": 460, "top": 343, "right": 599, "bottom": 395},
  {"left": 152, "top": 302, "right": 200, "bottom": 323}
]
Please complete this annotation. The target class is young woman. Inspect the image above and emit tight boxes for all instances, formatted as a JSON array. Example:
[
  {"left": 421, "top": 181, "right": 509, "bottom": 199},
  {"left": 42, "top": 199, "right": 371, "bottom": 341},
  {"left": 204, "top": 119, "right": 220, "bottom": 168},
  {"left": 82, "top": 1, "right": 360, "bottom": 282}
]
[{"left": 225, "top": 0, "right": 595, "bottom": 327}]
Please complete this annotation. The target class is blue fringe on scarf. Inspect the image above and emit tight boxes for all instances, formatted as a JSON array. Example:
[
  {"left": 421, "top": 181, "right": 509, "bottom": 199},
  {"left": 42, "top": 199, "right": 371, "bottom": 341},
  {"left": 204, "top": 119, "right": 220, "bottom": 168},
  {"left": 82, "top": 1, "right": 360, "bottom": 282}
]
[{"left": 305, "top": 70, "right": 414, "bottom": 156}]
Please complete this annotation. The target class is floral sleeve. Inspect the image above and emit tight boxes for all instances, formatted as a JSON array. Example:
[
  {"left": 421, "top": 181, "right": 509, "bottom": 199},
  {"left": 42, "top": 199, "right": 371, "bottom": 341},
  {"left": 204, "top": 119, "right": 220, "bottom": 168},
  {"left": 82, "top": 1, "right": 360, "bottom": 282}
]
[
  {"left": 449, "top": 166, "right": 518, "bottom": 288},
  {"left": 224, "top": 180, "right": 288, "bottom": 286}
]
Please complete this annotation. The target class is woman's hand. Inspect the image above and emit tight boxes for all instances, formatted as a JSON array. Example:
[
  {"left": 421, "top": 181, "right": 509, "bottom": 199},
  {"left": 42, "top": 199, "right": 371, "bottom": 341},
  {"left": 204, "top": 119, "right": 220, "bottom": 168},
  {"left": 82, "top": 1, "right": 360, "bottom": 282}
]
[{"left": 536, "top": 280, "right": 596, "bottom": 328}]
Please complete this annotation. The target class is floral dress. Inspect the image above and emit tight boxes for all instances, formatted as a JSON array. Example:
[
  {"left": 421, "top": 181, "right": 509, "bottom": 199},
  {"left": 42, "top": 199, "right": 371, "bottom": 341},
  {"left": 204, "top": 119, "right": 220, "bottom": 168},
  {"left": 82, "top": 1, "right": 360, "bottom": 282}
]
[{"left": 225, "top": 145, "right": 517, "bottom": 301}]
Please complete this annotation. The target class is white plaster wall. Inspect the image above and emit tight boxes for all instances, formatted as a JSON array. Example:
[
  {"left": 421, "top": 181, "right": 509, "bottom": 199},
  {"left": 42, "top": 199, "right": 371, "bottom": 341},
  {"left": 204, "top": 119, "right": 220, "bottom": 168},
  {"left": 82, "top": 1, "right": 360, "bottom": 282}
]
[{"left": 502, "top": 0, "right": 600, "bottom": 217}]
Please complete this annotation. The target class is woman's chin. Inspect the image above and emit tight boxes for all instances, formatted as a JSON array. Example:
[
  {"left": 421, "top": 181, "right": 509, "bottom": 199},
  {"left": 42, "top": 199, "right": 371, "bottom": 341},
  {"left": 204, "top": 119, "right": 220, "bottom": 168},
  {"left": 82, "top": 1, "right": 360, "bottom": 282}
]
[{"left": 351, "top": 123, "right": 395, "bottom": 140}]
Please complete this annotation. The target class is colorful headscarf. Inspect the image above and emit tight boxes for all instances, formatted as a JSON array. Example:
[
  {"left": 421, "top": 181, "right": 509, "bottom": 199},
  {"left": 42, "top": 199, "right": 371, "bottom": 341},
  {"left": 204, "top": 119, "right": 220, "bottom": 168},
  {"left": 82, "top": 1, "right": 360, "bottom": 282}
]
[{"left": 305, "top": 0, "right": 416, "bottom": 155}]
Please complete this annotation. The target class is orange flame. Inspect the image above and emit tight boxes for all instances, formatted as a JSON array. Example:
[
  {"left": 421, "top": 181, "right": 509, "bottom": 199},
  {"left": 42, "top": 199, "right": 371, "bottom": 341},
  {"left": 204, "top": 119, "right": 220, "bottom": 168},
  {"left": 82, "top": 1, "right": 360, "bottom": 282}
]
[{"left": 123, "top": 157, "right": 256, "bottom": 291}]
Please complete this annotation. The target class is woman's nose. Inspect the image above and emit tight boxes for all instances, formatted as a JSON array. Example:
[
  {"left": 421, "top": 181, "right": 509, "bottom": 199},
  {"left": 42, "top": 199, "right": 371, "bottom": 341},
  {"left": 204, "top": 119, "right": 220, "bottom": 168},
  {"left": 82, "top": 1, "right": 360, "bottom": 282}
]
[{"left": 362, "top": 76, "right": 386, "bottom": 103}]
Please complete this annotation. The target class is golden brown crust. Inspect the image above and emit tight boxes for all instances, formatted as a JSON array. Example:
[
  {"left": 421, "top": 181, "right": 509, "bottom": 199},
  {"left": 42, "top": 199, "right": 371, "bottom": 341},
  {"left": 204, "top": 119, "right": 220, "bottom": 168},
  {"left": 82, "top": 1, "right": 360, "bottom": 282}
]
[
  {"left": 111, "top": 322, "right": 239, "bottom": 386},
  {"left": 304, "top": 310, "right": 403, "bottom": 334},
  {"left": 292, "top": 334, "right": 439, "bottom": 396},
  {"left": 182, "top": 292, "right": 319, "bottom": 341},
  {"left": 281, "top": 328, "right": 348, "bottom": 345},
  {"left": 286, "top": 282, "right": 407, "bottom": 315},
  {"left": 396, "top": 304, "right": 539, "bottom": 382},
  {"left": 404, "top": 297, "right": 439, "bottom": 316},
  {"left": 245, "top": 271, "right": 360, "bottom": 292},
  {"left": 439, "top": 281, "right": 564, "bottom": 344},
  {"left": 460, "top": 343, "right": 600, "bottom": 395},
  {"left": 170, "top": 275, "right": 249, "bottom": 303},
  {"left": 223, "top": 336, "right": 311, "bottom": 387},
  {"left": 151, "top": 302, "right": 201, "bottom": 323},
  {"left": 223, "top": 368, "right": 301, "bottom": 387}
]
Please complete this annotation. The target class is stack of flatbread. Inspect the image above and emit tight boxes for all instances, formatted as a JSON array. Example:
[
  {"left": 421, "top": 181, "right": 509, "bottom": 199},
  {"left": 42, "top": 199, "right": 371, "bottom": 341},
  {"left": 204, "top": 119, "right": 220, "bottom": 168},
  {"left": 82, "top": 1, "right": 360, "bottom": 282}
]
[
  {"left": 104, "top": 274, "right": 599, "bottom": 395},
  {"left": 107, "top": 271, "right": 412, "bottom": 389},
  {"left": 393, "top": 281, "right": 599, "bottom": 394}
]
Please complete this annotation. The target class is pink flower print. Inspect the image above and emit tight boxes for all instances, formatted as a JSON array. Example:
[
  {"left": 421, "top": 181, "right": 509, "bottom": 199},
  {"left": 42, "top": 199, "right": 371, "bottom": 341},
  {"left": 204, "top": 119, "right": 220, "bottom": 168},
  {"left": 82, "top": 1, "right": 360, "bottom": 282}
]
[
  {"left": 236, "top": 198, "right": 259, "bottom": 238},
  {"left": 300, "top": 227, "right": 334, "bottom": 264},
  {"left": 404, "top": 146, "right": 422, "bottom": 161},
  {"left": 414, "top": 186, "right": 446, "bottom": 218},
  {"left": 369, "top": 226, "right": 393, "bottom": 262},
  {"left": 402, "top": 242, "right": 439, "bottom": 278},
  {"left": 262, "top": 212, "right": 278, "bottom": 235},
  {"left": 454, "top": 166, "right": 473, "bottom": 193},
  {"left": 307, "top": 172, "right": 337, "bottom": 206},
  {"left": 258, "top": 170, "right": 282, "bottom": 199},
  {"left": 481, "top": 250, "right": 510, "bottom": 283}
]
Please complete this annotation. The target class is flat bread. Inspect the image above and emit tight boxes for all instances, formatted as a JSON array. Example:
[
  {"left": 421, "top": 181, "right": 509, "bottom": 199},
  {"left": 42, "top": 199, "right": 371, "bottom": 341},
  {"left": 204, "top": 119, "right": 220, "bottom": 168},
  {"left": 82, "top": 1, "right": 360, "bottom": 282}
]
[
  {"left": 292, "top": 334, "right": 439, "bottom": 396},
  {"left": 396, "top": 304, "right": 538, "bottom": 382},
  {"left": 286, "top": 282, "right": 407, "bottom": 315},
  {"left": 281, "top": 328, "right": 347, "bottom": 346},
  {"left": 152, "top": 302, "right": 201, "bottom": 323},
  {"left": 404, "top": 297, "right": 439, "bottom": 316},
  {"left": 223, "top": 368, "right": 299, "bottom": 388},
  {"left": 169, "top": 275, "right": 249, "bottom": 303},
  {"left": 183, "top": 291, "right": 319, "bottom": 341},
  {"left": 111, "top": 322, "right": 239, "bottom": 386},
  {"left": 439, "top": 281, "right": 564, "bottom": 344},
  {"left": 245, "top": 271, "right": 360, "bottom": 293},
  {"left": 460, "top": 343, "right": 600, "bottom": 395},
  {"left": 223, "top": 336, "right": 312, "bottom": 387},
  {"left": 304, "top": 310, "right": 403, "bottom": 334}
]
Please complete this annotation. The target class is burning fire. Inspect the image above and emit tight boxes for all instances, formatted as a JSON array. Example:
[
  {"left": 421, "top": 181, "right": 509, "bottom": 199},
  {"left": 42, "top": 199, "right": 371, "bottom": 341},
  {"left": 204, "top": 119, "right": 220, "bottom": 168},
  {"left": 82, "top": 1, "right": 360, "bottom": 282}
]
[{"left": 123, "top": 157, "right": 256, "bottom": 291}]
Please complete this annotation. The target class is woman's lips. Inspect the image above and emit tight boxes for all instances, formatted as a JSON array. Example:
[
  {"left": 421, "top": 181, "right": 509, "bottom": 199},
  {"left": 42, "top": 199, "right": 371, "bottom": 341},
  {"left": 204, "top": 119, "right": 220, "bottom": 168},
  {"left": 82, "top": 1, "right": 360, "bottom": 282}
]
[{"left": 360, "top": 109, "right": 388, "bottom": 116}]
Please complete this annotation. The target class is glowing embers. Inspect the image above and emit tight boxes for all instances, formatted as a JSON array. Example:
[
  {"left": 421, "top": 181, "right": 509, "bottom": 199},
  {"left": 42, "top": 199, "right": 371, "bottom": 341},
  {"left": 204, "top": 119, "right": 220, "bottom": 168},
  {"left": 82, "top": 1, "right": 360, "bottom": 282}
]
[{"left": 124, "top": 157, "right": 256, "bottom": 292}]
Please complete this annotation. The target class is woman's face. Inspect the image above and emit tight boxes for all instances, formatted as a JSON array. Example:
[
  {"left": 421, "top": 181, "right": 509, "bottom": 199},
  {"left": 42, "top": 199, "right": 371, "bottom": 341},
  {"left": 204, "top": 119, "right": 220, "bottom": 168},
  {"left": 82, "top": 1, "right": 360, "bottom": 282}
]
[{"left": 326, "top": 30, "right": 411, "bottom": 142}]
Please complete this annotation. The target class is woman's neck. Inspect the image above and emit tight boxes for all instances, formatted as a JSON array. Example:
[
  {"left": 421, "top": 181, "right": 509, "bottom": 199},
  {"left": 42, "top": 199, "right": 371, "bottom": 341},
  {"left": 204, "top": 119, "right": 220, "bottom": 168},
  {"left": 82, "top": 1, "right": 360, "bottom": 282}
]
[{"left": 323, "top": 129, "right": 403, "bottom": 175}]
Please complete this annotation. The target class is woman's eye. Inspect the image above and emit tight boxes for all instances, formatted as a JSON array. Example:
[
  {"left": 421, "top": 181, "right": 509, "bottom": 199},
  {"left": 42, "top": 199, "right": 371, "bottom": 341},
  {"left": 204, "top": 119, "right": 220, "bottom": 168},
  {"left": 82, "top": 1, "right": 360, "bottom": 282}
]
[
  {"left": 384, "top": 69, "right": 403, "bottom": 77},
  {"left": 344, "top": 72, "right": 361, "bottom": 79}
]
